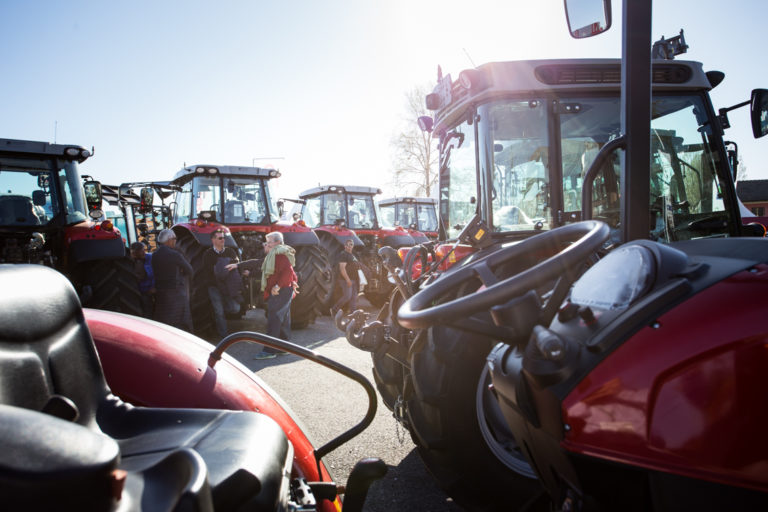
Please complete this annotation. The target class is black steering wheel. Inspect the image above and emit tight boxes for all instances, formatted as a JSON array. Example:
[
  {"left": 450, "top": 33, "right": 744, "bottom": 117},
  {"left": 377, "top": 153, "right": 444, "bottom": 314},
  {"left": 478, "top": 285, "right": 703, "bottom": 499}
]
[{"left": 397, "top": 220, "right": 610, "bottom": 332}]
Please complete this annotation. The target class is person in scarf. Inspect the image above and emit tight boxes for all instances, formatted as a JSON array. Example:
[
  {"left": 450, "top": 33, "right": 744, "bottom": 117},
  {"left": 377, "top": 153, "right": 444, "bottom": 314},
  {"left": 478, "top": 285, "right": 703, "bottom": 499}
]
[{"left": 257, "top": 232, "right": 299, "bottom": 358}]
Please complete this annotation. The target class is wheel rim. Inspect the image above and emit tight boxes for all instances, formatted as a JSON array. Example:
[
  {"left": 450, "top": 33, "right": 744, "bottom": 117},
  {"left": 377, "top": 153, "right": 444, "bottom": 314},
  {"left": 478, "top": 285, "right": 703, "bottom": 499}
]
[{"left": 476, "top": 363, "right": 537, "bottom": 479}]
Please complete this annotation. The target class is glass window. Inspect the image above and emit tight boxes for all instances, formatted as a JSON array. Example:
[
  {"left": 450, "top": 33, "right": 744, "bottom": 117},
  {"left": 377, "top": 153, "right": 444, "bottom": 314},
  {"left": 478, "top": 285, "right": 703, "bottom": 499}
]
[
  {"left": 347, "top": 194, "right": 376, "bottom": 229},
  {"left": 483, "top": 99, "right": 551, "bottom": 232},
  {"left": 174, "top": 181, "right": 193, "bottom": 223},
  {"left": 303, "top": 196, "right": 322, "bottom": 227},
  {"left": 440, "top": 120, "right": 478, "bottom": 239},
  {"left": 193, "top": 177, "right": 222, "bottom": 220},
  {"left": 417, "top": 203, "right": 438, "bottom": 231}
]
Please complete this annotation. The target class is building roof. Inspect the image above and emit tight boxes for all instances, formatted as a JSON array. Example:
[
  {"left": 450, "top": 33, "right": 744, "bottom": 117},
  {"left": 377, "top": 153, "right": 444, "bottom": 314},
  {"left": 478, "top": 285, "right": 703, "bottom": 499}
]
[{"left": 736, "top": 179, "right": 768, "bottom": 202}]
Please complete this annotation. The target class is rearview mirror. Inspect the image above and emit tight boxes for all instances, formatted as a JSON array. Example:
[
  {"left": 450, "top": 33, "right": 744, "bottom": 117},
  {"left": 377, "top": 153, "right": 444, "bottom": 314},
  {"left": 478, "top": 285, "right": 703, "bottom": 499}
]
[
  {"left": 750, "top": 89, "right": 768, "bottom": 138},
  {"left": 83, "top": 181, "right": 103, "bottom": 211},
  {"left": 139, "top": 187, "right": 154, "bottom": 213},
  {"left": 564, "top": 0, "right": 612, "bottom": 39}
]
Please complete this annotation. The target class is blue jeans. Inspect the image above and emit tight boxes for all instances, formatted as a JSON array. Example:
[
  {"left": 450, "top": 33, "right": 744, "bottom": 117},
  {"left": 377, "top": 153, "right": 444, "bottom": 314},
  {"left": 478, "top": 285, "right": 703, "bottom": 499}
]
[
  {"left": 267, "top": 287, "right": 293, "bottom": 340},
  {"left": 208, "top": 286, "right": 241, "bottom": 338},
  {"left": 332, "top": 280, "right": 358, "bottom": 313}
]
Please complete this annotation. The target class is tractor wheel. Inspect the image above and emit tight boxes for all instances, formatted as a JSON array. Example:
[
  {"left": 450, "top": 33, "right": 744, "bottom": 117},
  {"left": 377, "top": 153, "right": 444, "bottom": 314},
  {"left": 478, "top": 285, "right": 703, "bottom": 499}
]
[
  {"left": 370, "top": 288, "right": 407, "bottom": 411},
  {"left": 175, "top": 232, "right": 215, "bottom": 335},
  {"left": 317, "top": 233, "right": 344, "bottom": 311},
  {"left": 407, "top": 325, "right": 545, "bottom": 512},
  {"left": 80, "top": 257, "right": 143, "bottom": 316},
  {"left": 290, "top": 245, "right": 332, "bottom": 329}
]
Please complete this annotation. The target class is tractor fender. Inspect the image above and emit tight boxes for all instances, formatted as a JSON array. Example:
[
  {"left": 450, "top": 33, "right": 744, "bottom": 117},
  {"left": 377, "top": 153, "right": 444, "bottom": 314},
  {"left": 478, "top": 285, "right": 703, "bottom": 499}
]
[
  {"left": 282, "top": 230, "right": 321, "bottom": 248},
  {"left": 380, "top": 234, "right": 416, "bottom": 249},
  {"left": 68, "top": 236, "right": 127, "bottom": 264}
]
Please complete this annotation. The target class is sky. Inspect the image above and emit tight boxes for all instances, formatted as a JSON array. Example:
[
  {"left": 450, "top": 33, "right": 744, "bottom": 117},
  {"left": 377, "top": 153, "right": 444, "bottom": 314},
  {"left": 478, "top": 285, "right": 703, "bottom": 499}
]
[{"left": 1, "top": 0, "right": 766, "bottom": 202}]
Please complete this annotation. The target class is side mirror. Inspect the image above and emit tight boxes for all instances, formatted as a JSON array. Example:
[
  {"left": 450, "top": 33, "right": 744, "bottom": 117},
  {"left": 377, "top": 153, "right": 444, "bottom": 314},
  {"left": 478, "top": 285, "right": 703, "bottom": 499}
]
[
  {"left": 139, "top": 187, "right": 154, "bottom": 213},
  {"left": 83, "top": 181, "right": 103, "bottom": 212},
  {"left": 276, "top": 200, "right": 285, "bottom": 217},
  {"left": 564, "top": 0, "right": 612, "bottom": 39},
  {"left": 750, "top": 88, "right": 768, "bottom": 138},
  {"left": 417, "top": 116, "right": 434, "bottom": 133},
  {"left": 724, "top": 141, "right": 739, "bottom": 179}
]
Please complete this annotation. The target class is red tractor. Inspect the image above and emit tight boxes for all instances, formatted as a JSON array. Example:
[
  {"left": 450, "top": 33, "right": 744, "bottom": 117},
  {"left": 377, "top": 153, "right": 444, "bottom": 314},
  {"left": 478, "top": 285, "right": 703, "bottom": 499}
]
[
  {"left": 0, "top": 137, "right": 141, "bottom": 315},
  {"left": 1, "top": 263, "right": 385, "bottom": 511},
  {"left": 166, "top": 165, "right": 332, "bottom": 332},
  {"left": 377, "top": 196, "right": 439, "bottom": 243},
  {"left": 299, "top": 185, "right": 416, "bottom": 307},
  {"left": 340, "top": 26, "right": 768, "bottom": 512}
]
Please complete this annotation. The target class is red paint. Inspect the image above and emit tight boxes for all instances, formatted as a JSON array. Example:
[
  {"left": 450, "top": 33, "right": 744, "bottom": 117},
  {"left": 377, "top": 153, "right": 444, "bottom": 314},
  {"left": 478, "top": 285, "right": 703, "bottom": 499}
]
[
  {"left": 562, "top": 265, "right": 768, "bottom": 492},
  {"left": 85, "top": 309, "right": 340, "bottom": 511}
]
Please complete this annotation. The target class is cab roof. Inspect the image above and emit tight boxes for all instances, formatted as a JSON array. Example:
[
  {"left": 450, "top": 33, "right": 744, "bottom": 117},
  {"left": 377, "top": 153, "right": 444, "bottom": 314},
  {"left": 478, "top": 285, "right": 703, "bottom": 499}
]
[{"left": 299, "top": 184, "right": 382, "bottom": 199}]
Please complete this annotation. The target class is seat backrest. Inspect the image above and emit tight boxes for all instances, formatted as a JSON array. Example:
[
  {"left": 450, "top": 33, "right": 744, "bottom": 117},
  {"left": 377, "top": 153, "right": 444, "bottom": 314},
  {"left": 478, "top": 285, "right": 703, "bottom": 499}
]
[
  {"left": 225, "top": 200, "right": 245, "bottom": 222},
  {"left": 0, "top": 264, "right": 109, "bottom": 428}
]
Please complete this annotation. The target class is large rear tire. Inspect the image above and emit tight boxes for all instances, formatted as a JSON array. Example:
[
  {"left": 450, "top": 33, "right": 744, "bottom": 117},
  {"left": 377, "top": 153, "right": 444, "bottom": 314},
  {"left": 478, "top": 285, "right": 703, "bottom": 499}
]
[
  {"left": 317, "top": 233, "right": 344, "bottom": 311},
  {"left": 80, "top": 257, "right": 143, "bottom": 316},
  {"left": 407, "top": 325, "right": 545, "bottom": 512},
  {"left": 290, "top": 245, "right": 332, "bottom": 329},
  {"left": 174, "top": 232, "right": 215, "bottom": 335}
]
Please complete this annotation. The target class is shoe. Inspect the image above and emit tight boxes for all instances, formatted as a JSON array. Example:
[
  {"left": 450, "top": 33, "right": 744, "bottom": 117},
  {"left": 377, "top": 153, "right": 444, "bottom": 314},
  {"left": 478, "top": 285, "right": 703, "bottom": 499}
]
[{"left": 254, "top": 351, "right": 277, "bottom": 360}]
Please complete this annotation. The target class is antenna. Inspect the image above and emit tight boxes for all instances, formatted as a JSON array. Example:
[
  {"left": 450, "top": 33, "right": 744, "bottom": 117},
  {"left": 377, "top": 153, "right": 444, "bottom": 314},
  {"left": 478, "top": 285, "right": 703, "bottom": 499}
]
[
  {"left": 54, "top": 121, "right": 57, "bottom": 143},
  {"left": 462, "top": 48, "right": 477, "bottom": 68}
]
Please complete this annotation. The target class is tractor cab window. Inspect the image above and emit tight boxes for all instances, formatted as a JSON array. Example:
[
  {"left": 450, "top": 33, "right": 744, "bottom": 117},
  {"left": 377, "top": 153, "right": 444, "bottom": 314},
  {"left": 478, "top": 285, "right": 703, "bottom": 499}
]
[
  {"left": 379, "top": 204, "right": 395, "bottom": 227},
  {"left": 223, "top": 178, "right": 271, "bottom": 224},
  {"left": 0, "top": 160, "right": 86, "bottom": 226},
  {"left": 174, "top": 181, "right": 193, "bottom": 223},
  {"left": 483, "top": 99, "right": 551, "bottom": 232},
  {"left": 303, "top": 196, "right": 322, "bottom": 227},
  {"left": 192, "top": 177, "right": 222, "bottom": 221},
  {"left": 395, "top": 203, "right": 418, "bottom": 229},
  {"left": 323, "top": 193, "right": 346, "bottom": 226},
  {"left": 648, "top": 95, "right": 729, "bottom": 241},
  {"left": 347, "top": 194, "right": 376, "bottom": 229},
  {"left": 417, "top": 203, "right": 438, "bottom": 231},
  {"left": 440, "top": 120, "right": 478, "bottom": 239}
]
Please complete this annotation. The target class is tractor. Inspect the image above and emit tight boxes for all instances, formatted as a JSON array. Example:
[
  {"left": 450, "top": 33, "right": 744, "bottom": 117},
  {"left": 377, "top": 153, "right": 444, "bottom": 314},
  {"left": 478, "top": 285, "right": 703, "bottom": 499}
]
[
  {"left": 0, "top": 137, "right": 141, "bottom": 315},
  {"left": 378, "top": 196, "right": 439, "bottom": 243},
  {"left": 299, "top": 185, "right": 416, "bottom": 307},
  {"left": 165, "top": 164, "right": 332, "bottom": 333},
  {"left": 339, "top": 26, "right": 768, "bottom": 512}
]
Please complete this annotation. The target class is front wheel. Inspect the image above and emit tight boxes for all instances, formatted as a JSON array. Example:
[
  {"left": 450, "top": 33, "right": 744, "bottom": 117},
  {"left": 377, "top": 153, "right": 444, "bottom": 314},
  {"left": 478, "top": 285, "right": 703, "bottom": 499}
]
[{"left": 407, "top": 325, "right": 544, "bottom": 511}]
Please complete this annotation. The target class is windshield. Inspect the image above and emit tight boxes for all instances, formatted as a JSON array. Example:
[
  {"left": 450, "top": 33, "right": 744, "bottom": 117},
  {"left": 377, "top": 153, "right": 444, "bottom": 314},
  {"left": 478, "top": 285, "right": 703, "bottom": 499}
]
[
  {"left": 453, "top": 93, "right": 733, "bottom": 242},
  {"left": 191, "top": 176, "right": 276, "bottom": 224},
  {"left": 381, "top": 202, "right": 438, "bottom": 232},
  {"left": 482, "top": 99, "right": 551, "bottom": 232},
  {"left": 347, "top": 194, "right": 377, "bottom": 229},
  {"left": 440, "top": 120, "right": 478, "bottom": 239},
  {"left": 0, "top": 159, "right": 87, "bottom": 227}
]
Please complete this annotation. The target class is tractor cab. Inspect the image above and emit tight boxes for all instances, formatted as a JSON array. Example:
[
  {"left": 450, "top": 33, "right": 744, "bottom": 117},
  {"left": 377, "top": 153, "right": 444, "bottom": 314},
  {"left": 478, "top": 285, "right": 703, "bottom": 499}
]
[
  {"left": 171, "top": 165, "right": 281, "bottom": 226},
  {"left": 378, "top": 196, "right": 438, "bottom": 242}
]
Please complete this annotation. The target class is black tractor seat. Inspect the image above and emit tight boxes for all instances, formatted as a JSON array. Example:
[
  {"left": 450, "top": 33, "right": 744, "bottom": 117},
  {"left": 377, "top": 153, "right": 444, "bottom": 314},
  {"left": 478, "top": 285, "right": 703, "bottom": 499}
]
[{"left": 0, "top": 264, "right": 291, "bottom": 511}]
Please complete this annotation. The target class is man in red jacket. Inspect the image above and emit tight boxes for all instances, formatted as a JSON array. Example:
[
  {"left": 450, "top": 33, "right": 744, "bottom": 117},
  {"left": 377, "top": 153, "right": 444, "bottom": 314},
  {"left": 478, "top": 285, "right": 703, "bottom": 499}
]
[{"left": 257, "top": 232, "right": 299, "bottom": 358}]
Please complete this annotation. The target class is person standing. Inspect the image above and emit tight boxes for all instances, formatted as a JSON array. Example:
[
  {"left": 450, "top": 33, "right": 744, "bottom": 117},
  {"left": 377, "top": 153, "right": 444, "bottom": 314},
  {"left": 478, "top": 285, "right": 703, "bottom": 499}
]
[
  {"left": 331, "top": 239, "right": 360, "bottom": 316},
  {"left": 202, "top": 229, "right": 244, "bottom": 339},
  {"left": 129, "top": 241, "right": 155, "bottom": 318},
  {"left": 257, "top": 232, "right": 298, "bottom": 358},
  {"left": 152, "top": 229, "right": 193, "bottom": 331}
]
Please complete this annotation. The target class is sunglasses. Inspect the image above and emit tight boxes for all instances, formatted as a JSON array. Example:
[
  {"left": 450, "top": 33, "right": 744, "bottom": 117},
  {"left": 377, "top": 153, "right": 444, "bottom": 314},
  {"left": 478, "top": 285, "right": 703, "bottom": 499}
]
[{"left": 214, "top": 236, "right": 225, "bottom": 240}]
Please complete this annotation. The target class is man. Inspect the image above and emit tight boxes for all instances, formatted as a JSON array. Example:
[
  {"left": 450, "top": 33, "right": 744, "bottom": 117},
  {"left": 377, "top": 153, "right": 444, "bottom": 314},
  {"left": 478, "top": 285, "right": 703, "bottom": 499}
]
[
  {"left": 331, "top": 239, "right": 360, "bottom": 316},
  {"left": 202, "top": 229, "right": 244, "bottom": 339},
  {"left": 151, "top": 229, "right": 193, "bottom": 331},
  {"left": 130, "top": 241, "right": 155, "bottom": 318},
  {"left": 257, "top": 231, "right": 298, "bottom": 359}
]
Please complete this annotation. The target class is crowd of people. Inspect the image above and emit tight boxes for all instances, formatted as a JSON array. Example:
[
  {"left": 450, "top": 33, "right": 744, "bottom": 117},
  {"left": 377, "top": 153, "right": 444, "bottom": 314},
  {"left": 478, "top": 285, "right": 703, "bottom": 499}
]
[{"left": 129, "top": 229, "right": 303, "bottom": 360}]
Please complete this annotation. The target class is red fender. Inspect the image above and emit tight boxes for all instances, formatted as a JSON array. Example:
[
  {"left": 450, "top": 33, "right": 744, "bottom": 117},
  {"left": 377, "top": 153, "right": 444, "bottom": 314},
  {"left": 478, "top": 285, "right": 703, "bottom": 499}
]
[{"left": 85, "top": 308, "right": 340, "bottom": 511}]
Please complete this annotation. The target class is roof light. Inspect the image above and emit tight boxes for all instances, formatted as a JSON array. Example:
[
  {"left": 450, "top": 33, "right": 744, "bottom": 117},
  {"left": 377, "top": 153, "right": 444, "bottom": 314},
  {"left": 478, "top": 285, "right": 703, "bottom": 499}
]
[
  {"left": 195, "top": 167, "right": 205, "bottom": 174},
  {"left": 80, "top": 148, "right": 91, "bottom": 159},
  {"left": 207, "top": 167, "right": 219, "bottom": 174},
  {"left": 457, "top": 69, "right": 488, "bottom": 92}
]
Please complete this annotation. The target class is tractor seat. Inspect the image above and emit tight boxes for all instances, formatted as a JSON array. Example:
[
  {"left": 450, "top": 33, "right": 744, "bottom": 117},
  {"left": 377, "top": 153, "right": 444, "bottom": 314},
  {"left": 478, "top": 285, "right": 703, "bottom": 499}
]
[{"left": 0, "top": 265, "right": 291, "bottom": 511}]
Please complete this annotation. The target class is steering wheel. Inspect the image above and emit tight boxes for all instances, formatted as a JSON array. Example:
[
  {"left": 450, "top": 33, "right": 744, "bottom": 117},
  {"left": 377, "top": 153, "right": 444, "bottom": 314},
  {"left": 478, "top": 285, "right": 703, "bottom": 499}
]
[{"left": 397, "top": 220, "right": 610, "bottom": 332}]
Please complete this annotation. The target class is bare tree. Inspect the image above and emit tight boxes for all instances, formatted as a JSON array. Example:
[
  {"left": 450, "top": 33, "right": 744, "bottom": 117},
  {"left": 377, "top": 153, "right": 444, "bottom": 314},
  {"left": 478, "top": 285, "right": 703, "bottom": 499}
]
[{"left": 389, "top": 83, "right": 438, "bottom": 197}]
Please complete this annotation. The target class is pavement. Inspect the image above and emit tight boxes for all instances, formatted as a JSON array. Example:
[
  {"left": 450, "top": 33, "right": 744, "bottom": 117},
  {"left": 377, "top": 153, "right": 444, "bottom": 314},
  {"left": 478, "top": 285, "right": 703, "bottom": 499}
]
[{"left": 216, "top": 301, "right": 464, "bottom": 512}]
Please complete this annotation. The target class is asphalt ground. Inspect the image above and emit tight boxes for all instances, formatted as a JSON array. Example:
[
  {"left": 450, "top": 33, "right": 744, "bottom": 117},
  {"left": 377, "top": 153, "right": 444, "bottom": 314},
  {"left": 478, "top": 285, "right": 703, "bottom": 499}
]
[{"left": 219, "top": 300, "right": 465, "bottom": 512}]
